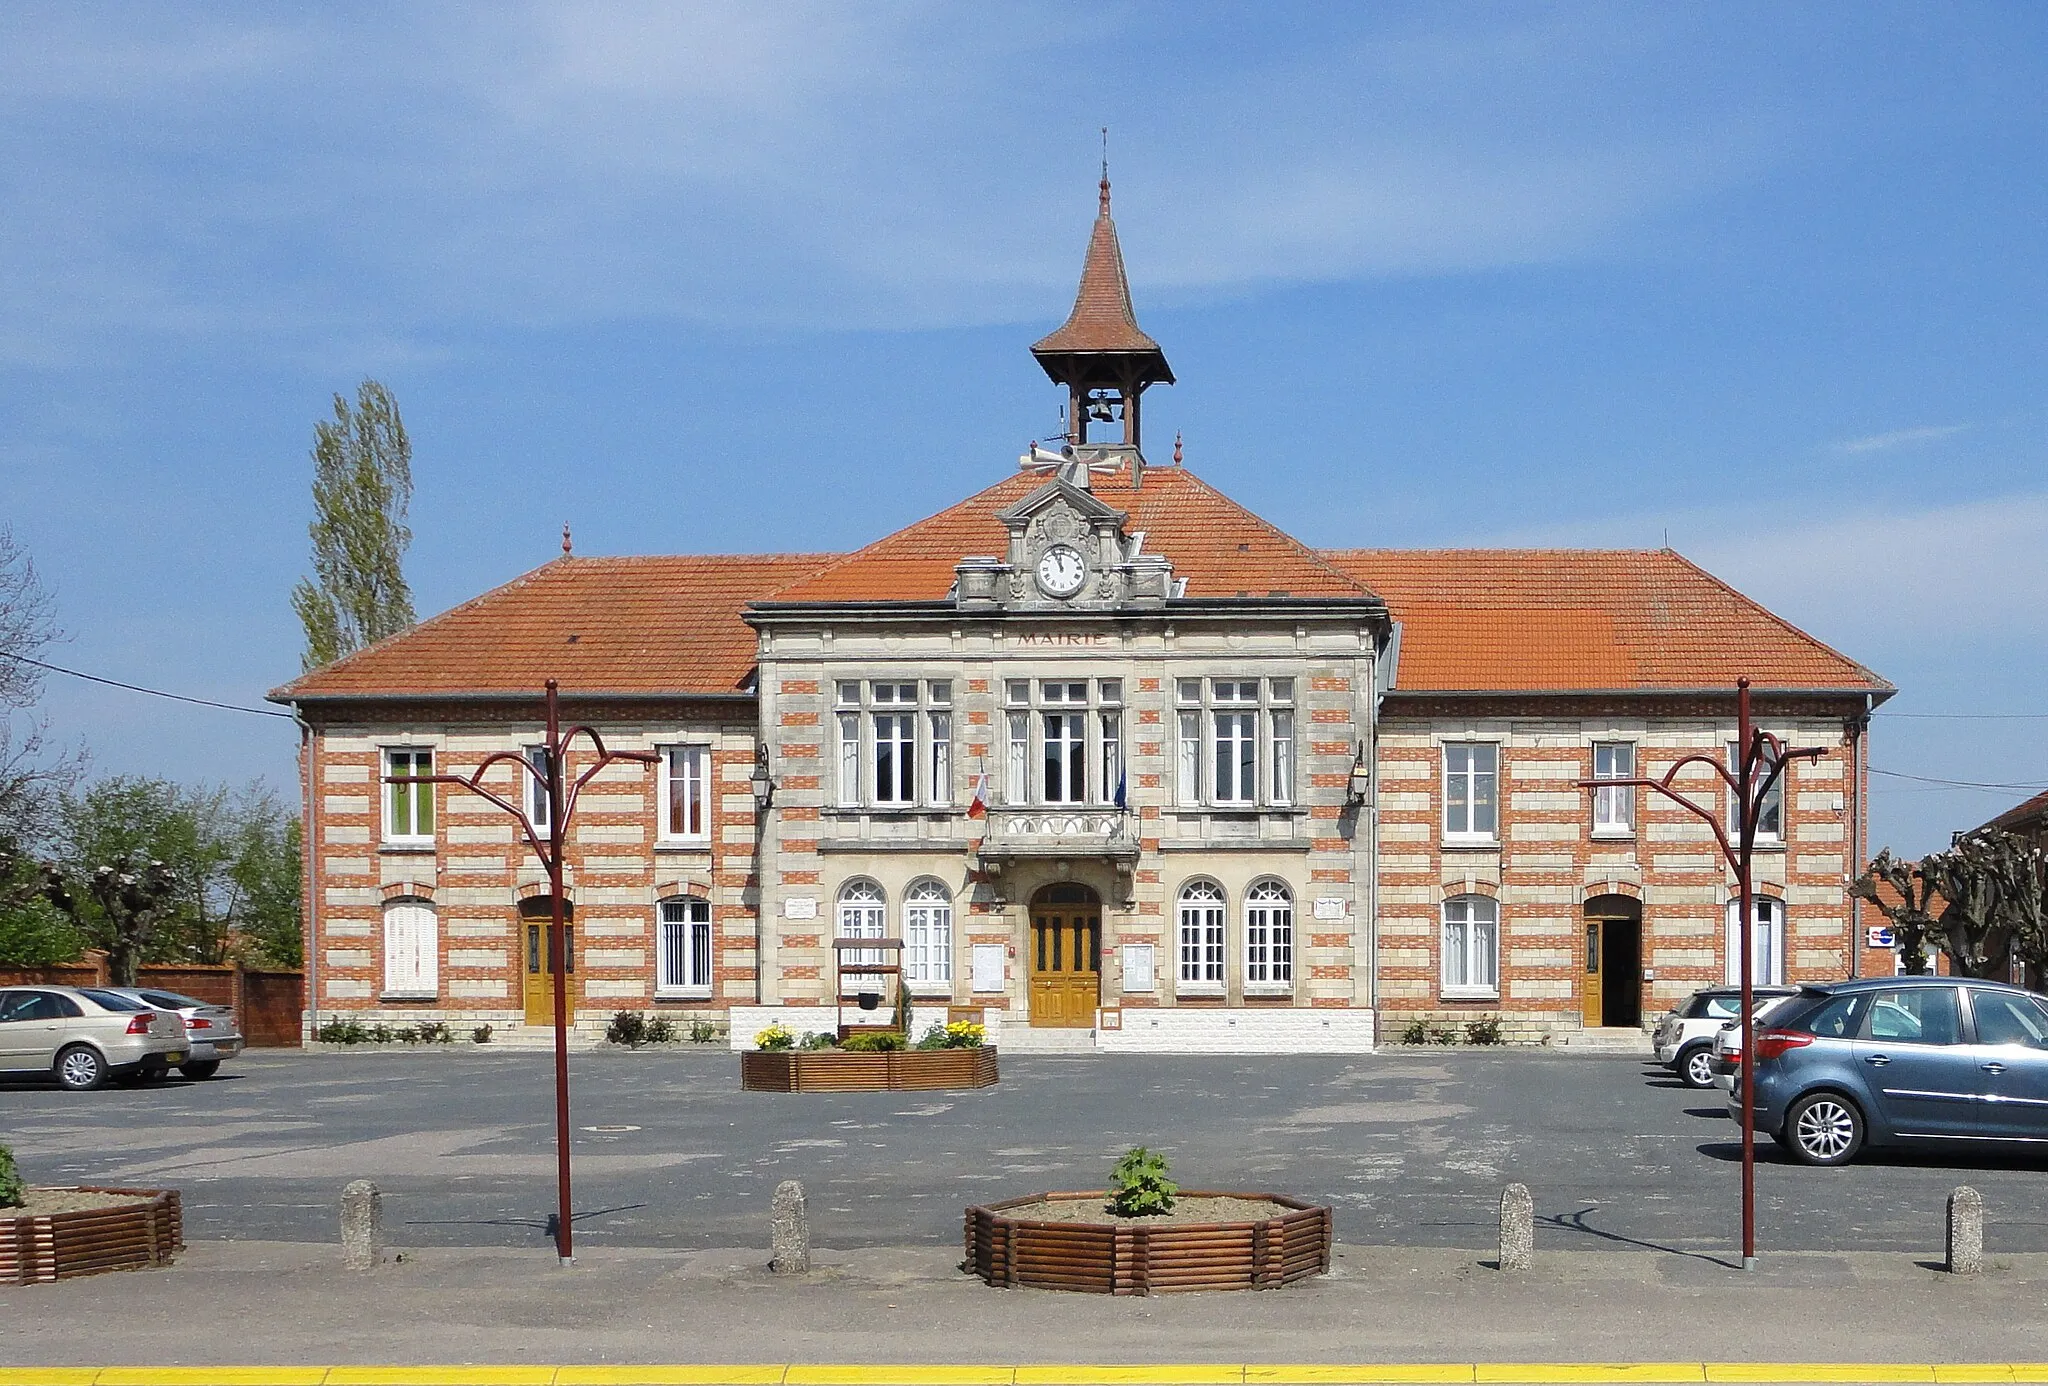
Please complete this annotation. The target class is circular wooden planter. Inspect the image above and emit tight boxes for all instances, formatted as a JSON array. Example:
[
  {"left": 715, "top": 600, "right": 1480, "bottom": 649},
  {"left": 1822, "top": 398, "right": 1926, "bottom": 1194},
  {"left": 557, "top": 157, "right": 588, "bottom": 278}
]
[
  {"left": 964, "top": 1191, "right": 1331, "bottom": 1295},
  {"left": 741, "top": 1046, "right": 998, "bottom": 1092},
  {"left": 0, "top": 1187, "right": 183, "bottom": 1285}
]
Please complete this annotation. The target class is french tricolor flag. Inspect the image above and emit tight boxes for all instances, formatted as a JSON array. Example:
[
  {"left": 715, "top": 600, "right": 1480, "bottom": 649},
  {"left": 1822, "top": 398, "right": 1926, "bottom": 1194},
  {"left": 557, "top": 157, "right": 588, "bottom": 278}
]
[{"left": 966, "top": 771, "right": 990, "bottom": 819}]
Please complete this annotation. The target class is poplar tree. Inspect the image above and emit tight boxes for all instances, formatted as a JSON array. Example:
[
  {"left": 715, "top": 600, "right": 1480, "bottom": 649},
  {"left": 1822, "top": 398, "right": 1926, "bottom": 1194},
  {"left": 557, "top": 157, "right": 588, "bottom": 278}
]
[{"left": 291, "top": 379, "right": 416, "bottom": 670}]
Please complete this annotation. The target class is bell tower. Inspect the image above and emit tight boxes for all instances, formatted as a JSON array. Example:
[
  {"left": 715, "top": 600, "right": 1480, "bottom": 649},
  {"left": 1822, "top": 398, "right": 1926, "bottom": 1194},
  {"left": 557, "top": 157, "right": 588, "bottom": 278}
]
[{"left": 1030, "top": 171, "right": 1174, "bottom": 451}]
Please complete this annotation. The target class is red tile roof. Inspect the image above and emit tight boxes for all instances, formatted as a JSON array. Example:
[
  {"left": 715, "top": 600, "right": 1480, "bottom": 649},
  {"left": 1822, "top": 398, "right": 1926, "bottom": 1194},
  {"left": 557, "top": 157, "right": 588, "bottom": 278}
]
[
  {"left": 1322, "top": 548, "right": 1890, "bottom": 696},
  {"left": 1030, "top": 180, "right": 1167, "bottom": 361},
  {"left": 1985, "top": 789, "right": 2048, "bottom": 835},
  {"left": 763, "top": 465, "right": 1374, "bottom": 604},
  {"left": 270, "top": 554, "right": 830, "bottom": 701}
]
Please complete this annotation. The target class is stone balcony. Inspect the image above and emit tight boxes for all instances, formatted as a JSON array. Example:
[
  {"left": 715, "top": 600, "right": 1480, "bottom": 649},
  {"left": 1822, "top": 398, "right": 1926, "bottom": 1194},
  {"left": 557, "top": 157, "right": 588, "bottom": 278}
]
[{"left": 975, "top": 806, "right": 1139, "bottom": 903}]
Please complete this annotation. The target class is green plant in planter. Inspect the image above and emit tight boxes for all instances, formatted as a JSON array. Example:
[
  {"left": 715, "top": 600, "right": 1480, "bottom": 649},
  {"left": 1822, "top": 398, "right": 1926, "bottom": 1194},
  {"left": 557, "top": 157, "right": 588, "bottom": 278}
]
[
  {"left": 754, "top": 1022, "right": 796, "bottom": 1052},
  {"left": 1108, "top": 1146, "right": 1178, "bottom": 1217},
  {"left": 0, "top": 1142, "right": 24, "bottom": 1210},
  {"left": 841, "top": 1029, "right": 905, "bottom": 1052},
  {"left": 914, "top": 1022, "right": 950, "bottom": 1050},
  {"left": 797, "top": 1030, "right": 836, "bottom": 1050}
]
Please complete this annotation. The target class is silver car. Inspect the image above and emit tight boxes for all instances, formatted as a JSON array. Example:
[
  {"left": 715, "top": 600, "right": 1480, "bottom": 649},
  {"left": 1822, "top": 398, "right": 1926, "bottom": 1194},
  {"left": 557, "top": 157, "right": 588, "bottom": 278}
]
[
  {"left": 102, "top": 987, "right": 245, "bottom": 1079},
  {"left": 0, "top": 986, "right": 190, "bottom": 1091},
  {"left": 1652, "top": 985, "right": 1800, "bottom": 1087}
]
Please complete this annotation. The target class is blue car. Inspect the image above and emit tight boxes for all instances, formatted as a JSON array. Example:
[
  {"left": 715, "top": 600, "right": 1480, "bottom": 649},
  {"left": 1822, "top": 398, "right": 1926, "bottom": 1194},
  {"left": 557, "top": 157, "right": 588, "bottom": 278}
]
[{"left": 1731, "top": 976, "right": 2048, "bottom": 1165}]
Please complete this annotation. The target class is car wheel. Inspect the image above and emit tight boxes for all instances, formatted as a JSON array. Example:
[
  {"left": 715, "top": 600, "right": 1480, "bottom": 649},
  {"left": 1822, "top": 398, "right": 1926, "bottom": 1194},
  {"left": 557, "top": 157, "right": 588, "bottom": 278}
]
[
  {"left": 1785, "top": 1092, "right": 1863, "bottom": 1166},
  {"left": 54, "top": 1045, "right": 107, "bottom": 1092},
  {"left": 179, "top": 1060, "right": 221, "bottom": 1080},
  {"left": 1679, "top": 1045, "right": 1717, "bottom": 1089}
]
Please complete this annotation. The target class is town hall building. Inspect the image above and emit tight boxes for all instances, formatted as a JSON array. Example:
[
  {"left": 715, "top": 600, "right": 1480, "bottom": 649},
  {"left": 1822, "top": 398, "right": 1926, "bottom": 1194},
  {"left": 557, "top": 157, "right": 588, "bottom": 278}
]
[{"left": 271, "top": 178, "right": 1896, "bottom": 1051}]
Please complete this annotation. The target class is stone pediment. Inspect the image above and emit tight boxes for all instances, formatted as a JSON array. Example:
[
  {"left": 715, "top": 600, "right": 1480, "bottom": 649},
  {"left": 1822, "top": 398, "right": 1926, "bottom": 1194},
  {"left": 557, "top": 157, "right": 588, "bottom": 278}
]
[{"left": 956, "top": 468, "right": 1172, "bottom": 612}]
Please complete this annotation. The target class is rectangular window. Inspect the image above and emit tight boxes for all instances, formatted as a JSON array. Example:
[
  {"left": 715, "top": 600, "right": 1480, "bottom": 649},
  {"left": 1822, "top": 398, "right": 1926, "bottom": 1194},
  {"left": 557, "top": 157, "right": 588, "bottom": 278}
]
[
  {"left": 661, "top": 745, "right": 710, "bottom": 840},
  {"left": 1213, "top": 711, "right": 1257, "bottom": 805},
  {"left": 1101, "top": 710, "right": 1123, "bottom": 805},
  {"left": 903, "top": 885, "right": 953, "bottom": 990},
  {"left": 382, "top": 900, "right": 438, "bottom": 998},
  {"left": 1592, "top": 742, "right": 1635, "bottom": 835},
  {"left": 1442, "top": 897, "right": 1500, "bottom": 997},
  {"left": 1443, "top": 743, "right": 1498, "bottom": 841},
  {"left": 836, "top": 713, "right": 860, "bottom": 808},
  {"left": 1177, "top": 886, "right": 1226, "bottom": 986},
  {"left": 928, "top": 711, "right": 951, "bottom": 806},
  {"left": 1099, "top": 678, "right": 1122, "bottom": 705},
  {"left": 1177, "top": 711, "right": 1201, "bottom": 807},
  {"left": 657, "top": 897, "right": 713, "bottom": 993},
  {"left": 874, "top": 713, "right": 915, "bottom": 805},
  {"left": 1042, "top": 711, "right": 1085, "bottom": 805},
  {"left": 1729, "top": 742, "right": 1785, "bottom": 842},
  {"left": 383, "top": 749, "right": 434, "bottom": 843},
  {"left": 1245, "top": 885, "right": 1293, "bottom": 986},
  {"left": 523, "top": 745, "right": 551, "bottom": 836},
  {"left": 1006, "top": 712, "right": 1029, "bottom": 805},
  {"left": 1269, "top": 709, "right": 1294, "bottom": 805},
  {"left": 1725, "top": 898, "right": 1787, "bottom": 986}
]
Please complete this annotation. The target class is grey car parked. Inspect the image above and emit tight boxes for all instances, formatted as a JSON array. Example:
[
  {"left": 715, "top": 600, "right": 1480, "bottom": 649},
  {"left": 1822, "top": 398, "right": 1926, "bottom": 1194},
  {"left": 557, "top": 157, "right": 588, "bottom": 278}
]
[
  {"left": 1734, "top": 976, "right": 2048, "bottom": 1165},
  {"left": 102, "top": 987, "right": 245, "bottom": 1080},
  {"left": 0, "top": 986, "right": 190, "bottom": 1090}
]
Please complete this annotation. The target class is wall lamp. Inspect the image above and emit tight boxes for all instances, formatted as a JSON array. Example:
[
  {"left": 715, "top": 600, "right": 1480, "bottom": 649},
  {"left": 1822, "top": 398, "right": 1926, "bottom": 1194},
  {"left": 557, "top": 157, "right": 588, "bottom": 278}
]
[
  {"left": 751, "top": 745, "right": 776, "bottom": 811},
  {"left": 1345, "top": 742, "right": 1372, "bottom": 806}
]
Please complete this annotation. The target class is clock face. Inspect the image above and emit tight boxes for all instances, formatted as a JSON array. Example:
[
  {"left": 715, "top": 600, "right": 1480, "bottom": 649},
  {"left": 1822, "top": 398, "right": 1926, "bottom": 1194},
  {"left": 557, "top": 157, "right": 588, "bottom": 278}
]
[{"left": 1035, "top": 544, "right": 1088, "bottom": 597}]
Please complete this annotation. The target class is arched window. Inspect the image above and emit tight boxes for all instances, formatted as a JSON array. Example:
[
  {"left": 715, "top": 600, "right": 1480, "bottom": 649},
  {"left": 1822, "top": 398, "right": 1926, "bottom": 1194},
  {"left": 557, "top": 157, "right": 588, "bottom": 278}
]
[
  {"left": 1244, "top": 879, "right": 1293, "bottom": 987},
  {"left": 837, "top": 879, "right": 887, "bottom": 996},
  {"left": 383, "top": 898, "right": 438, "bottom": 999},
  {"left": 1177, "top": 880, "right": 1226, "bottom": 987},
  {"left": 657, "top": 896, "right": 713, "bottom": 995},
  {"left": 1725, "top": 896, "right": 1786, "bottom": 986},
  {"left": 1441, "top": 895, "right": 1499, "bottom": 998},
  {"left": 903, "top": 879, "right": 953, "bottom": 991}
]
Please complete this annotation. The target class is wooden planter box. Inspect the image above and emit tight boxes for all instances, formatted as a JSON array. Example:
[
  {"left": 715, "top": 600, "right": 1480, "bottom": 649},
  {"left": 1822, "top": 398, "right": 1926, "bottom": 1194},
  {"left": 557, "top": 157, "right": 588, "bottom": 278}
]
[
  {"left": 964, "top": 1191, "right": 1330, "bottom": 1295},
  {"left": 741, "top": 1046, "right": 998, "bottom": 1092},
  {"left": 0, "top": 1187, "right": 183, "bottom": 1285}
]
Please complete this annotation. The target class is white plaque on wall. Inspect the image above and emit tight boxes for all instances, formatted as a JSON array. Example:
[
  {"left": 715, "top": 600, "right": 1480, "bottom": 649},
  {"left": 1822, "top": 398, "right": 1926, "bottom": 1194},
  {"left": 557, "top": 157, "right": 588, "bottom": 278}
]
[
  {"left": 1313, "top": 897, "right": 1347, "bottom": 921},
  {"left": 971, "top": 943, "right": 1005, "bottom": 994},
  {"left": 1122, "top": 943, "right": 1155, "bottom": 993},
  {"left": 783, "top": 897, "right": 818, "bottom": 920}
]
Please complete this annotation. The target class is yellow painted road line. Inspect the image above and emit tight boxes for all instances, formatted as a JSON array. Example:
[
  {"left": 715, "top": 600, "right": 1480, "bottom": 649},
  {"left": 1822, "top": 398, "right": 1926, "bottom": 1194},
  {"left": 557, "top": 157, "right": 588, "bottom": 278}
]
[
  {"left": 1935, "top": 1370, "right": 2018, "bottom": 1385},
  {"left": 558, "top": 1371, "right": 792, "bottom": 1386},
  {"left": 1478, "top": 1368, "right": 1706, "bottom": 1384},
  {"left": 1706, "top": 1370, "right": 1937, "bottom": 1384},
  {"left": 787, "top": 1370, "right": 1015, "bottom": 1386},
  {"left": 1247, "top": 1368, "right": 1477, "bottom": 1385},
  {"left": 1015, "top": 1370, "right": 1245, "bottom": 1386},
  {"left": 96, "top": 1372, "right": 331, "bottom": 1386},
  {"left": 0, "top": 1371, "right": 100, "bottom": 1386},
  {"left": 323, "top": 1370, "right": 563, "bottom": 1386}
]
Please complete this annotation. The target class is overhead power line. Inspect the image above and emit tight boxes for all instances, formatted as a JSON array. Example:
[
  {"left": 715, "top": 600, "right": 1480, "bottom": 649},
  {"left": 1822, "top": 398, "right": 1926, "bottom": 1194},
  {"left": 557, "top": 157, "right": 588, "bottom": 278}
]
[
  {"left": 1870, "top": 766, "right": 2048, "bottom": 792},
  {"left": 0, "top": 650, "right": 294, "bottom": 720},
  {"left": 1875, "top": 711, "right": 2048, "bottom": 720}
]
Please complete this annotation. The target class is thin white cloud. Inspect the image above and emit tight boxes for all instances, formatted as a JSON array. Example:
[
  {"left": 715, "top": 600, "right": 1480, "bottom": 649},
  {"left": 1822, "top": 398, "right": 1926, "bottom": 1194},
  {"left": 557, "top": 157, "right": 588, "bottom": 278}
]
[{"left": 1830, "top": 424, "right": 1970, "bottom": 455}]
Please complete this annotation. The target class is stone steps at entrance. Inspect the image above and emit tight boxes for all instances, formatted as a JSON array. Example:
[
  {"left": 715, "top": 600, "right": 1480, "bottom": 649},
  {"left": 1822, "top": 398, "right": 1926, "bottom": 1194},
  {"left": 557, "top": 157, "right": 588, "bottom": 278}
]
[
  {"left": 1553, "top": 1026, "right": 1653, "bottom": 1055},
  {"left": 995, "top": 1026, "right": 1097, "bottom": 1053}
]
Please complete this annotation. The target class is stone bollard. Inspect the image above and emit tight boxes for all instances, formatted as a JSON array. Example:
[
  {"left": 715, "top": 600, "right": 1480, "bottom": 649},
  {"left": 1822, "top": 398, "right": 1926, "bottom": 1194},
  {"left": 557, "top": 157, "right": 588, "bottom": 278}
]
[
  {"left": 1947, "top": 1186, "right": 1984, "bottom": 1275},
  {"left": 770, "top": 1179, "right": 810, "bottom": 1274},
  {"left": 1498, "top": 1183, "right": 1533, "bottom": 1272},
  {"left": 341, "top": 1180, "right": 383, "bottom": 1271}
]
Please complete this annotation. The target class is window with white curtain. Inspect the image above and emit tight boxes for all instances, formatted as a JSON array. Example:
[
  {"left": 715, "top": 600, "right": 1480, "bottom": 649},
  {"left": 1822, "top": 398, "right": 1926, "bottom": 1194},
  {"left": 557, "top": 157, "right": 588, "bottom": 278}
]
[
  {"left": 1244, "top": 879, "right": 1294, "bottom": 987},
  {"left": 523, "top": 745, "right": 552, "bottom": 836},
  {"left": 1727, "top": 742, "right": 1786, "bottom": 843},
  {"left": 656, "top": 896, "right": 713, "bottom": 994},
  {"left": 1725, "top": 897, "right": 1786, "bottom": 986},
  {"left": 659, "top": 744, "right": 710, "bottom": 841},
  {"left": 1441, "top": 894, "right": 1499, "bottom": 998},
  {"left": 1592, "top": 742, "right": 1634, "bottom": 836},
  {"left": 902, "top": 879, "right": 953, "bottom": 991},
  {"left": 1177, "top": 880, "right": 1227, "bottom": 987},
  {"left": 382, "top": 898, "right": 439, "bottom": 999}
]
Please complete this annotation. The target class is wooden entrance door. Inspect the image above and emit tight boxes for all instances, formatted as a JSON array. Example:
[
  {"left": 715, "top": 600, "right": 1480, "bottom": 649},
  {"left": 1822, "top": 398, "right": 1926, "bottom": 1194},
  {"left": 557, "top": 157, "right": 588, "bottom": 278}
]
[
  {"left": 1583, "top": 901, "right": 1642, "bottom": 1029},
  {"left": 1581, "top": 919, "right": 1605, "bottom": 1028},
  {"left": 1029, "top": 884, "right": 1101, "bottom": 1028},
  {"left": 521, "top": 911, "right": 575, "bottom": 1027}
]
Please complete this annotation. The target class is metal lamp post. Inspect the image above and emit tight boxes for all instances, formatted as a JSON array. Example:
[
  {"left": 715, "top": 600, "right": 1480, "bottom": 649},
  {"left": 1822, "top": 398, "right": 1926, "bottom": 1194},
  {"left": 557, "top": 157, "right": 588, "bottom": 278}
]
[
  {"left": 387, "top": 678, "right": 657, "bottom": 1265},
  {"left": 1578, "top": 677, "right": 1826, "bottom": 1269}
]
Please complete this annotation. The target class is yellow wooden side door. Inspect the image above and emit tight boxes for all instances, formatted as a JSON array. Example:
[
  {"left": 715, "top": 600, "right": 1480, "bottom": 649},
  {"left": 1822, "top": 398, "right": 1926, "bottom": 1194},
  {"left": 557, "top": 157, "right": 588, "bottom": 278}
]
[
  {"left": 523, "top": 921, "right": 576, "bottom": 1027},
  {"left": 1029, "top": 907, "right": 1100, "bottom": 1028}
]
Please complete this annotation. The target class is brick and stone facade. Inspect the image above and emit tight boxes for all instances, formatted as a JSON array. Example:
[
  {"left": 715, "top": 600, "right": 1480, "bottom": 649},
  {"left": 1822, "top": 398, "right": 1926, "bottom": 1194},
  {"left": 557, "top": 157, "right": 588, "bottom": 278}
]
[{"left": 271, "top": 181, "right": 1894, "bottom": 1051}]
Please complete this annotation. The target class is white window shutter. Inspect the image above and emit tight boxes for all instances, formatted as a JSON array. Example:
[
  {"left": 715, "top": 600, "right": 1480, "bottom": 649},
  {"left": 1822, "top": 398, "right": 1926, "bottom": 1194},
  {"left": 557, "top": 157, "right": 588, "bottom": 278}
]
[{"left": 384, "top": 901, "right": 438, "bottom": 997}]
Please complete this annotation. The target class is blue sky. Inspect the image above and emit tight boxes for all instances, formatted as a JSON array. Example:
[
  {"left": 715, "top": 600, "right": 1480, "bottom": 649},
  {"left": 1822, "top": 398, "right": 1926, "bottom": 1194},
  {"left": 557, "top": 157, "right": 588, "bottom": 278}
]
[{"left": 2, "top": 3, "right": 2044, "bottom": 855}]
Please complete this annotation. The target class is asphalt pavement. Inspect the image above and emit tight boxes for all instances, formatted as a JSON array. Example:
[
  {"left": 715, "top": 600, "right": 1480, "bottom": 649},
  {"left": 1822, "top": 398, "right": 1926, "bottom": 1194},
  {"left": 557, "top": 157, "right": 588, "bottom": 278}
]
[{"left": 5, "top": 1048, "right": 2047, "bottom": 1257}]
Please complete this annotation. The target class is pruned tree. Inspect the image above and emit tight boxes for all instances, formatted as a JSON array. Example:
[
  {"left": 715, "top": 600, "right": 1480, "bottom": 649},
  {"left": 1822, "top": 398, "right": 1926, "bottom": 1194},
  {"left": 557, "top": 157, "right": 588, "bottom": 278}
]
[
  {"left": 1852, "top": 847, "right": 1940, "bottom": 975},
  {"left": 1855, "top": 830, "right": 2048, "bottom": 983},
  {"left": 290, "top": 379, "right": 416, "bottom": 670},
  {"left": 0, "top": 525, "right": 84, "bottom": 845},
  {"left": 84, "top": 857, "right": 180, "bottom": 987}
]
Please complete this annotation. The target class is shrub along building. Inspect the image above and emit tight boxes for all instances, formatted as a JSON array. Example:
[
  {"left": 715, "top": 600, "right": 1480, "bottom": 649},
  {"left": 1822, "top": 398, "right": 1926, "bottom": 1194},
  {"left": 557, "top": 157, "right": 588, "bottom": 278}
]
[{"left": 270, "top": 178, "right": 1894, "bottom": 1050}]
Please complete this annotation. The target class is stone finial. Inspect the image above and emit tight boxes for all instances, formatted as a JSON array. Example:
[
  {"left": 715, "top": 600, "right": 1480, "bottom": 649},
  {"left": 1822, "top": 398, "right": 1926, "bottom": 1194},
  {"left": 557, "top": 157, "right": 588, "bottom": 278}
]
[
  {"left": 341, "top": 1180, "right": 383, "bottom": 1270},
  {"left": 1947, "top": 1186, "right": 1983, "bottom": 1275},
  {"left": 1498, "top": 1183, "right": 1533, "bottom": 1272},
  {"left": 770, "top": 1179, "right": 810, "bottom": 1274}
]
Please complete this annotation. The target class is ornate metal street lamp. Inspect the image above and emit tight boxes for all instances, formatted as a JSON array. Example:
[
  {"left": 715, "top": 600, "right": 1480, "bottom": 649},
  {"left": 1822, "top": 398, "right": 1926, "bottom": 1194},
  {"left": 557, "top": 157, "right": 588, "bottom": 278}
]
[
  {"left": 388, "top": 678, "right": 657, "bottom": 1265},
  {"left": 1579, "top": 677, "right": 1826, "bottom": 1269}
]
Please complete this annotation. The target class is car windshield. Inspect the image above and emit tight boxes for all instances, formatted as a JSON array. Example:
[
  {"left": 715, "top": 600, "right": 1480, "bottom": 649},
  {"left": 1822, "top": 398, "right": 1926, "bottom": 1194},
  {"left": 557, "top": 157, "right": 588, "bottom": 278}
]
[
  {"left": 138, "top": 991, "right": 205, "bottom": 1009},
  {"left": 78, "top": 988, "right": 150, "bottom": 1012}
]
